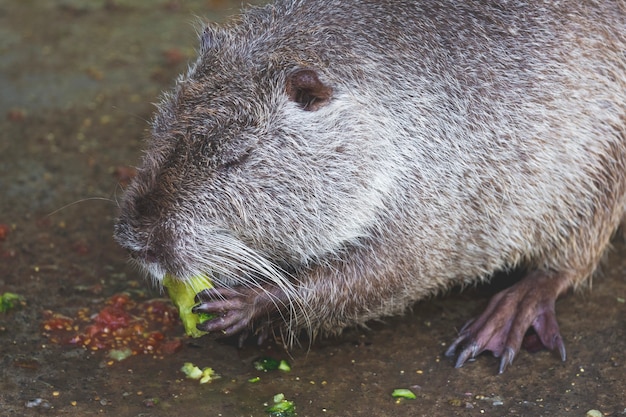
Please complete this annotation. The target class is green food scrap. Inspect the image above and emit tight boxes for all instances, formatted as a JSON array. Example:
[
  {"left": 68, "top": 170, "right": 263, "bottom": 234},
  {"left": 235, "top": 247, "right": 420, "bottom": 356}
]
[
  {"left": 163, "top": 274, "right": 216, "bottom": 337},
  {"left": 0, "top": 292, "right": 24, "bottom": 313},
  {"left": 254, "top": 357, "right": 291, "bottom": 372},
  {"left": 265, "top": 393, "right": 296, "bottom": 417},
  {"left": 197, "top": 311, "right": 215, "bottom": 324},
  {"left": 199, "top": 367, "right": 219, "bottom": 384},
  {"left": 248, "top": 376, "right": 261, "bottom": 383},
  {"left": 180, "top": 362, "right": 220, "bottom": 384},
  {"left": 181, "top": 362, "right": 204, "bottom": 379},
  {"left": 108, "top": 348, "right": 133, "bottom": 362},
  {"left": 392, "top": 388, "right": 416, "bottom": 400}
]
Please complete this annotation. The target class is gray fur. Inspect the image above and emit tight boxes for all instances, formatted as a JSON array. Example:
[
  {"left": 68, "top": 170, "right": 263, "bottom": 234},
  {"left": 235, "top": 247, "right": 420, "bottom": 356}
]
[{"left": 115, "top": 0, "right": 626, "bottom": 341}]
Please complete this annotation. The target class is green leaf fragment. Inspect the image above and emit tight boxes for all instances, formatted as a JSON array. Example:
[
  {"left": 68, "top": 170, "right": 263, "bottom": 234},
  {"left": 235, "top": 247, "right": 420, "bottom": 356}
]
[
  {"left": 392, "top": 388, "right": 416, "bottom": 399},
  {"left": 108, "top": 348, "right": 133, "bottom": 362},
  {"left": 199, "top": 367, "right": 220, "bottom": 384},
  {"left": 181, "top": 362, "right": 204, "bottom": 379},
  {"left": 0, "top": 292, "right": 24, "bottom": 313},
  {"left": 254, "top": 357, "right": 291, "bottom": 372},
  {"left": 278, "top": 360, "right": 291, "bottom": 372},
  {"left": 163, "top": 274, "right": 215, "bottom": 338},
  {"left": 254, "top": 357, "right": 279, "bottom": 371},
  {"left": 180, "top": 362, "right": 220, "bottom": 384},
  {"left": 197, "top": 311, "right": 216, "bottom": 324},
  {"left": 265, "top": 393, "right": 296, "bottom": 417}
]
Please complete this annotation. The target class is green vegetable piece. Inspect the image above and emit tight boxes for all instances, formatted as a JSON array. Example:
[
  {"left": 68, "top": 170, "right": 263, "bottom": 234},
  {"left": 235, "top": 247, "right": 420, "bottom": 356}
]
[
  {"left": 197, "top": 311, "right": 215, "bottom": 324},
  {"left": 0, "top": 292, "right": 24, "bottom": 313},
  {"left": 254, "top": 357, "right": 291, "bottom": 372},
  {"left": 163, "top": 274, "right": 215, "bottom": 337},
  {"left": 199, "top": 367, "right": 220, "bottom": 384},
  {"left": 108, "top": 348, "right": 133, "bottom": 362},
  {"left": 180, "top": 362, "right": 220, "bottom": 383},
  {"left": 248, "top": 376, "right": 261, "bottom": 383},
  {"left": 278, "top": 360, "right": 291, "bottom": 372},
  {"left": 181, "top": 362, "right": 203, "bottom": 379},
  {"left": 265, "top": 393, "right": 296, "bottom": 417},
  {"left": 254, "top": 357, "right": 279, "bottom": 371},
  {"left": 392, "top": 388, "right": 417, "bottom": 400}
]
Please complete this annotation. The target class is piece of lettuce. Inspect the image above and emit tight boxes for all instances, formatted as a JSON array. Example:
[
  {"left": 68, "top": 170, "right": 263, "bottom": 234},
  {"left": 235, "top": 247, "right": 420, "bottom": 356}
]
[
  {"left": 391, "top": 388, "right": 416, "bottom": 400},
  {"left": 254, "top": 357, "right": 291, "bottom": 372},
  {"left": 0, "top": 292, "right": 24, "bottom": 313},
  {"left": 265, "top": 393, "right": 296, "bottom": 417},
  {"left": 180, "top": 362, "right": 220, "bottom": 384},
  {"left": 163, "top": 274, "right": 215, "bottom": 338}
]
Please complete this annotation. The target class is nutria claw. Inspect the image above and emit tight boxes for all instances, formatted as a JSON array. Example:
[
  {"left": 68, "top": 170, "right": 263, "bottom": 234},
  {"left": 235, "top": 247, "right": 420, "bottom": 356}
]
[
  {"left": 445, "top": 270, "right": 568, "bottom": 373},
  {"left": 193, "top": 286, "right": 288, "bottom": 344},
  {"left": 193, "top": 288, "right": 255, "bottom": 336}
]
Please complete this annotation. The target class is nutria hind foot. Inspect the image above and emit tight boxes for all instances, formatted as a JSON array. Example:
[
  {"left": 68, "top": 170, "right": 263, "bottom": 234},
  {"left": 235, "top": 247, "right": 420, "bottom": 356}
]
[{"left": 445, "top": 270, "right": 570, "bottom": 373}]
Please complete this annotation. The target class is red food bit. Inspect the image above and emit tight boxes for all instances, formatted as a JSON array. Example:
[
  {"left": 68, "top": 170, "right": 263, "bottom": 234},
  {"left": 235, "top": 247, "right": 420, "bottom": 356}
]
[
  {"left": 106, "top": 293, "right": 132, "bottom": 308},
  {"left": 160, "top": 338, "right": 183, "bottom": 355},
  {"left": 1, "top": 249, "right": 16, "bottom": 259},
  {"left": 71, "top": 240, "right": 90, "bottom": 255},
  {"left": 145, "top": 299, "right": 170, "bottom": 315},
  {"left": 41, "top": 311, "right": 75, "bottom": 331},
  {"left": 85, "top": 324, "right": 104, "bottom": 338},
  {"left": 94, "top": 306, "right": 132, "bottom": 331},
  {"left": 0, "top": 224, "right": 10, "bottom": 241},
  {"left": 7, "top": 108, "right": 26, "bottom": 122},
  {"left": 41, "top": 293, "right": 183, "bottom": 360}
]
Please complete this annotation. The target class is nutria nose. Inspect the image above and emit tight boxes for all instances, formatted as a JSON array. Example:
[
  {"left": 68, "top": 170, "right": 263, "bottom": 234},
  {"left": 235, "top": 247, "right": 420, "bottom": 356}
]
[
  {"left": 115, "top": 217, "right": 162, "bottom": 264},
  {"left": 134, "top": 191, "right": 162, "bottom": 219}
]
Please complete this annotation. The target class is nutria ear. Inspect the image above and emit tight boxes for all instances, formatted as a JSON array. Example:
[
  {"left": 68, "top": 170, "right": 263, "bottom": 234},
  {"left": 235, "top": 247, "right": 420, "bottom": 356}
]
[{"left": 286, "top": 69, "right": 333, "bottom": 111}]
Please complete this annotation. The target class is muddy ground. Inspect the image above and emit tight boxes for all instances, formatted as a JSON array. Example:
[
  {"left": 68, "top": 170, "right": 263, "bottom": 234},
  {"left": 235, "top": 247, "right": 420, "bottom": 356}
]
[{"left": 0, "top": 1, "right": 625, "bottom": 416}]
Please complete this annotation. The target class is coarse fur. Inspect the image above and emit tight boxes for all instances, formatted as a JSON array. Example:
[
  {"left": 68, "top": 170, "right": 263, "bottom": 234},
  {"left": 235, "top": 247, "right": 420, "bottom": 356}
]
[{"left": 115, "top": 0, "right": 626, "bottom": 353}]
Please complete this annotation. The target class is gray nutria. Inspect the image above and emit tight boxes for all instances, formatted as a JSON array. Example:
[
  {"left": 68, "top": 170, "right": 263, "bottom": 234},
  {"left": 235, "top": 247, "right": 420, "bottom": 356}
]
[{"left": 114, "top": 0, "right": 626, "bottom": 373}]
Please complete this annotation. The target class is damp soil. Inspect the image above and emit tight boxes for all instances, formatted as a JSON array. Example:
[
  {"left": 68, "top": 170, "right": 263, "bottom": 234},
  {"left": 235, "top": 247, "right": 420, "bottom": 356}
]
[{"left": 1, "top": 1, "right": 625, "bottom": 416}]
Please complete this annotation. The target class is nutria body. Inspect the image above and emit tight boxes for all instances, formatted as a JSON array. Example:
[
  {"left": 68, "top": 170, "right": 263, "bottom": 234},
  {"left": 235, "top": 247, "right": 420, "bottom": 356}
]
[{"left": 114, "top": 0, "right": 626, "bottom": 372}]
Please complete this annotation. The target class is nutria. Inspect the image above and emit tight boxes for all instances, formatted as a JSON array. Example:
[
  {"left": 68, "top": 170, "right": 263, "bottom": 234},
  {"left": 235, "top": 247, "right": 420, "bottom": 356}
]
[{"left": 114, "top": 0, "right": 626, "bottom": 373}]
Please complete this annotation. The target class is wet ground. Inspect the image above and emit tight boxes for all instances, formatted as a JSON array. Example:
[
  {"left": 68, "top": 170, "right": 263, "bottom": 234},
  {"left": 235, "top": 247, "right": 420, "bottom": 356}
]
[{"left": 1, "top": 1, "right": 625, "bottom": 416}]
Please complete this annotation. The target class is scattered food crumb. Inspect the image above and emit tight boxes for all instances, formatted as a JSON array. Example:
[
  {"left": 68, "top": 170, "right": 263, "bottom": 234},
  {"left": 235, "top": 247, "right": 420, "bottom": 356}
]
[
  {"left": 265, "top": 393, "right": 296, "bottom": 417},
  {"left": 0, "top": 223, "right": 11, "bottom": 240},
  {"left": 41, "top": 293, "right": 182, "bottom": 359},
  {"left": 0, "top": 292, "right": 25, "bottom": 313},
  {"left": 7, "top": 108, "right": 26, "bottom": 121},
  {"left": 254, "top": 357, "right": 291, "bottom": 372},
  {"left": 108, "top": 348, "right": 133, "bottom": 362},
  {"left": 181, "top": 362, "right": 220, "bottom": 384},
  {"left": 25, "top": 398, "right": 51, "bottom": 409},
  {"left": 391, "top": 388, "right": 416, "bottom": 400}
]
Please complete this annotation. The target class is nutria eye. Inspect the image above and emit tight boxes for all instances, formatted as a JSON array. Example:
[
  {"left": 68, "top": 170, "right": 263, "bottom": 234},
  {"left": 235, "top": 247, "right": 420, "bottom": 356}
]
[{"left": 286, "top": 68, "right": 333, "bottom": 111}]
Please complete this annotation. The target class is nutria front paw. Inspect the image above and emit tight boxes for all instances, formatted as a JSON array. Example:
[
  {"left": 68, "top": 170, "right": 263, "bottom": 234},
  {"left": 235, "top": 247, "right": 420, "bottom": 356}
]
[
  {"left": 193, "top": 286, "right": 287, "bottom": 345},
  {"left": 445, "top": 270, "right": 568, "bottom": 373}
]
